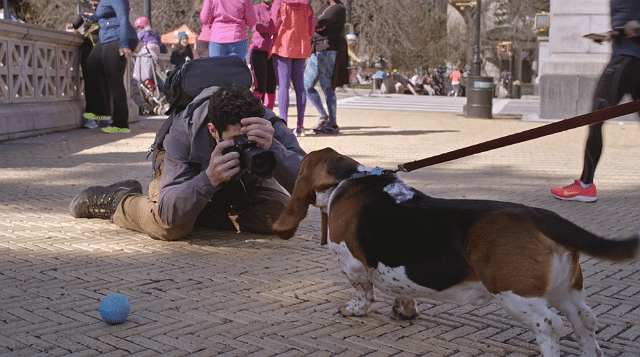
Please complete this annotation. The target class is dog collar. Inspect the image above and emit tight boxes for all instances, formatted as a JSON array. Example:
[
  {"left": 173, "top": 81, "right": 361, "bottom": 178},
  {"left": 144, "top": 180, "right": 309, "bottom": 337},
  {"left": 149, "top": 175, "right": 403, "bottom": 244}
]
[{"left": 350, "top": 167, "right": 396, "bottom": 179}]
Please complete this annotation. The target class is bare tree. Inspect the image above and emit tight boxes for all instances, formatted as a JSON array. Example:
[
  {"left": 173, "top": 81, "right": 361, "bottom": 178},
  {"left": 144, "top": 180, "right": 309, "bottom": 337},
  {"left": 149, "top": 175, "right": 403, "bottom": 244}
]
[
  {"left": 8, "top": 0, "right": 548, "bottom": 75},
  {"left": 346, "top": 0, "right": 449, "bottom": 71},
  {"left": 130, "top": 0, "right": 204, "bottom": 35}
]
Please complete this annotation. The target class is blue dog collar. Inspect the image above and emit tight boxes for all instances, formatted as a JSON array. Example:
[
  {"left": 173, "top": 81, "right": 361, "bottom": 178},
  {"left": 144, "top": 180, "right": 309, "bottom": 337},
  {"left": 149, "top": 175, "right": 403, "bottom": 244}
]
[{"left": 350, "top": 167, "right": 392, "bottom": 179}]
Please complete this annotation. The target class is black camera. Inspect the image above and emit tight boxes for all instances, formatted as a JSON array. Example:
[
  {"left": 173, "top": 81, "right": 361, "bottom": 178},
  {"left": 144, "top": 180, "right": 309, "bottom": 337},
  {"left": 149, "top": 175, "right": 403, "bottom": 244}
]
[{"left": 221, "top": 134, "right": 276, "bottom": 179}]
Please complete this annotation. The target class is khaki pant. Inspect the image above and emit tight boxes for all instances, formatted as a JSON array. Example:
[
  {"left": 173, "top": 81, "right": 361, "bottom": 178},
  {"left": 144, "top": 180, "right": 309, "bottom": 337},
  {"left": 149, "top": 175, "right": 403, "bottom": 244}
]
[{"left": 112, "top": 149, "right": 290, "bottom": 241}]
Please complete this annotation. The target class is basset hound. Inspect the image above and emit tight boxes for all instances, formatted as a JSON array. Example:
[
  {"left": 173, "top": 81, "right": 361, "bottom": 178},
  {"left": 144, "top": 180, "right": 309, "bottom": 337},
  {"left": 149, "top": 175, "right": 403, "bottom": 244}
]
[{"left": 272, "top": 148, "right": 640, "bottom": 357}]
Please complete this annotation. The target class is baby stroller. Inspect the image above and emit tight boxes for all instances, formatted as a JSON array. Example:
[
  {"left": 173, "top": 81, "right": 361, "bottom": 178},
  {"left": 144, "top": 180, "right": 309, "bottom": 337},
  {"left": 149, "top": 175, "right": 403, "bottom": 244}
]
[{"left": 132, "top": 45, "right": 169, "bottom": 115}]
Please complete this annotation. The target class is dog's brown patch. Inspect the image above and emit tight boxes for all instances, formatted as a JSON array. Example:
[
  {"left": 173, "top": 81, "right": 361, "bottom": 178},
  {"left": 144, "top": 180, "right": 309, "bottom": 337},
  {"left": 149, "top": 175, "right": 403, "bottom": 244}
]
[
  {"left": 273, "top": 148, "right": 347, "bottom": 239},
  {"left": 465, "top": 210, "right": 565, "bottom": 297}
]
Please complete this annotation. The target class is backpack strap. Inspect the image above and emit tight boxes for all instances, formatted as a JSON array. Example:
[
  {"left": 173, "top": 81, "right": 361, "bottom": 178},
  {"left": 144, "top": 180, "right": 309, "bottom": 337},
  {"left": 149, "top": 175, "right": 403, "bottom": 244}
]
[{"left": 148, "top": 114, "right": 174, "bottom": 173}]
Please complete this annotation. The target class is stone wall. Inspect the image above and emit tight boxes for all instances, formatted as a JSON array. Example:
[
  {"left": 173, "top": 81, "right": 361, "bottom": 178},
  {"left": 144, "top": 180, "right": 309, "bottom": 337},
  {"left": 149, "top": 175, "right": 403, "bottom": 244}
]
[
  {"left": 539, "top": 0, "right": 610, "bottom": 120},
  {"left": 0, "top": 20, "right": 138, "bottom": 141}
]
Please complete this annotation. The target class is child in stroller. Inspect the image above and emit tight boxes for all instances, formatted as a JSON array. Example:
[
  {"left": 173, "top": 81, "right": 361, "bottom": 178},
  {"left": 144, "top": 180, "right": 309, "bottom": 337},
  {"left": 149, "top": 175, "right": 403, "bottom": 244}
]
[
  {"left": 132, "top": 17, "right": 169, "bottom": 115},
  {"left": 132, "top": 49, "right": 169, "bottom": 115}
]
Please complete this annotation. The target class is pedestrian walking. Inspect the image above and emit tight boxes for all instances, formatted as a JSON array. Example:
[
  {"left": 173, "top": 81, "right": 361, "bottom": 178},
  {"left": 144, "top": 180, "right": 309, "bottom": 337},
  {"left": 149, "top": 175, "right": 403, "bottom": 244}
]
[
  {"left": 250, "top": 0, "right": 277, "bottom": 110},
  {"left": 304, "top": 0, "right": 349, "bottom": 135},
  {"left": 170, "top": 32, "right": 194, "bottom": 68},
  {"left": 449, "top": 68, "right": 461, "bottom": 97},
  {"left": 83, "top": 0, "right": 138, "bottom": 134},
  {"left": 269, "top": 0, "right": 315, "bottom": 136},
  {"left": 551, "top": 0, "right": 640, "bottom": 202},
  {"left": 67, "top": 0, "right": 106, "bottom": 129},
  {"left": 195, "top": 23, "right": 211, "bottom": 58},
  {"left": 200, "top": 0, "right": 257, "bottom": 59}
]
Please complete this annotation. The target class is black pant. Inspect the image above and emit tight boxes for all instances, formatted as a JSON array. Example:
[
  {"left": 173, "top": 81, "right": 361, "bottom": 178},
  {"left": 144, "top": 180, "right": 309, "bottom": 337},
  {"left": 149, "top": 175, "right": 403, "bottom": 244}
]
[
  {"left": 84, "top": 40, "right": 129, "bottom": 128},
  {"left": 79, "top": 37, "right": 110, "bottom": 116},
  {"left": 250, "top": 49, "right": 276, "bottom": 95},
  {"left": 580, "top": 55, "right": 640, "bottom": 184}
]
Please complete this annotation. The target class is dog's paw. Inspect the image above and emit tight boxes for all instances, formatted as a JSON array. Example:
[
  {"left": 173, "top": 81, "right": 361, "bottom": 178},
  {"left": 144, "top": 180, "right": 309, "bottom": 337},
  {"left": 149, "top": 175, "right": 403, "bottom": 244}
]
[
  {"left": 391, "top": 298, "right": 419, "bottom": 320},
  {"left": 338, "top": 300, "right": 370, "bottom": 317}
]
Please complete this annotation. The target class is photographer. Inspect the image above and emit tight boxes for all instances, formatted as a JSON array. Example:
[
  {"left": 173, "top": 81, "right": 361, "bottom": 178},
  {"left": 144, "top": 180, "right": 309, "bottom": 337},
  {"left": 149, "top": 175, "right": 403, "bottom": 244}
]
[{"left": 70, "top": 85, "right": 305, "bottom": 240}]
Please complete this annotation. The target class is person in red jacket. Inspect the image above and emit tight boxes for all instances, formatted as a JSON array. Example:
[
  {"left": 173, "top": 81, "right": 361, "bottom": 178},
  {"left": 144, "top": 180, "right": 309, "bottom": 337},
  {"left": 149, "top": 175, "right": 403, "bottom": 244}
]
[{"left": 270, "top": 0, "right": 315, "bottom": 136}]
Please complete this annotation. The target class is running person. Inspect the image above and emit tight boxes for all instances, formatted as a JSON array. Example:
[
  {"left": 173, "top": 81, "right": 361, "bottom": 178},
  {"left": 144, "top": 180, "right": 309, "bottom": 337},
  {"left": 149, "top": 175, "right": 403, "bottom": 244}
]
[{"left": 551, "top": 0, "right": 640, "bottom": 202}]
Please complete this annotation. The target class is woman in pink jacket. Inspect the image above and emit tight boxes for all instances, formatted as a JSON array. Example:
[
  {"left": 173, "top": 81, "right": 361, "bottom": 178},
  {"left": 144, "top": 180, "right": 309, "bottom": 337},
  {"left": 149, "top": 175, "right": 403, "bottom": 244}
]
[
  {"left": 200, "top": 0, "right": 257, "bottom": 59},
  {"left": 250, "top": 0, "right": 276, "bottom": 110},
  {"left": 270, "top": 0, "right": 315, "bottom": 136}
]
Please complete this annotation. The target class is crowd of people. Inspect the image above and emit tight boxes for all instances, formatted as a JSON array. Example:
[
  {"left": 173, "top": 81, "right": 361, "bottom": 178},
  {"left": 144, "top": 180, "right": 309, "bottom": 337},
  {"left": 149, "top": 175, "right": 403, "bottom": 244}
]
[
  {"left": 69, "top": 0, "right": 349, "bottom": 137},
  {"left": 368, "top": 67, "right": 460, "bottom": 97}
]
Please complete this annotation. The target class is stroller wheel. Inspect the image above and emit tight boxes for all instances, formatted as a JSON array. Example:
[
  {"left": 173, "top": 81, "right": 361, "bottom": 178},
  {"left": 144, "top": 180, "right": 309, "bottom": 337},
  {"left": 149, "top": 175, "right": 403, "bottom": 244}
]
[{"left": 139, "top": 105, "right": 151, "bottom": 115}]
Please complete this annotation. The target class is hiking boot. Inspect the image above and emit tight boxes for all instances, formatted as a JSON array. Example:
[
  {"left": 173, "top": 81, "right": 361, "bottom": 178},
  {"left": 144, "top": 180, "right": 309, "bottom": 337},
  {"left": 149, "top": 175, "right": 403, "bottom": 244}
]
[
  {"left": 312, "top": 116, "right": 328, "bottom": 130},
  {"left": 313, "top": 122, "right": 340, "bottom": 134},
  {"left": 551, "top": 180, "right": 597, "bottom": 202},
  {"left": 69, "top": 181, "right": 141, "bottom": 219},
  {"left": 83, "top": 113, "right": 112, "bottom": 121},
  {"left": 102, "top": 126, "right": 131, "bottom": 134}
]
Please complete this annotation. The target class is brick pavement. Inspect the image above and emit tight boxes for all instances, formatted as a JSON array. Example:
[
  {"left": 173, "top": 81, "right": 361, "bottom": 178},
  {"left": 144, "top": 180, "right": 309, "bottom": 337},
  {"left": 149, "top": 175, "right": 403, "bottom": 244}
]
[{"left": 1, "top": 107, "right": 639, "bottom": 356}]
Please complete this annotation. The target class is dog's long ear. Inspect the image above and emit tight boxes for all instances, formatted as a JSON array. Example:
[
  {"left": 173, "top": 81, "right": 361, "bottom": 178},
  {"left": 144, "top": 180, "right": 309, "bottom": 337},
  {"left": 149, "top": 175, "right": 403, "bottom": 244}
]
[{"left": 272, "top": 148, "right": 346, "bottom": 240}]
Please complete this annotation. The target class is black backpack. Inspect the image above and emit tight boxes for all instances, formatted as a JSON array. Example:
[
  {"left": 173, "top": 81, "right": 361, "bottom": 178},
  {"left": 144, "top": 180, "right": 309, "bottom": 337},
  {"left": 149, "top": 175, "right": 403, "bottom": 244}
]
[
  {"left": 163, "top": 56, "right": 253, "bottom": 115},
  {"left": 150, "top": 56, "right": 253, "bottom": 171}
]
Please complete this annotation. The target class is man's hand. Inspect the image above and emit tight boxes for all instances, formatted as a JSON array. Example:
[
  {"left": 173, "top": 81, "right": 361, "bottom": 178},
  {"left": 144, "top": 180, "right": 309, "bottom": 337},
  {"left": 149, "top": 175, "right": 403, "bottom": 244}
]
[
  {"left": 206, "top": 140, "right": 240, "bottom": 187},
  {"left": 624, "top": 20, "right": 640, "bottom": 37},
  {"left": 241, "top": 117, "right": 274, "bottom": 150},
  {"left": 119, "top": 47, "right": 132, "bottom": 60}
]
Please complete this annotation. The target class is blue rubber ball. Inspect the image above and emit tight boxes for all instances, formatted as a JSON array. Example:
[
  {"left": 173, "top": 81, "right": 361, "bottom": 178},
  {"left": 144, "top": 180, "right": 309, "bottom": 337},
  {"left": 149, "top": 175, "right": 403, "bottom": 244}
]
[{"left": 99, "top": 293, "right": 130, "bottom": 324}]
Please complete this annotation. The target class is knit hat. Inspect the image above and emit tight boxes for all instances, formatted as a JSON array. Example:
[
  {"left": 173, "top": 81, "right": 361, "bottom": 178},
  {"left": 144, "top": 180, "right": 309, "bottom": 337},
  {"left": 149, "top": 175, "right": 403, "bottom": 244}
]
[{"left": 178, "top": 31, "right": 188, "bottom": 41}]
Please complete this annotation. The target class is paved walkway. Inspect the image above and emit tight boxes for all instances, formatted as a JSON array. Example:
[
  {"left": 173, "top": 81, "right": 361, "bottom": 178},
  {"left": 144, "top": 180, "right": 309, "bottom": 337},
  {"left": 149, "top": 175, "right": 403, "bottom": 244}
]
[{"left": 1, "top": 107, "right": 639, "bottom": 356}]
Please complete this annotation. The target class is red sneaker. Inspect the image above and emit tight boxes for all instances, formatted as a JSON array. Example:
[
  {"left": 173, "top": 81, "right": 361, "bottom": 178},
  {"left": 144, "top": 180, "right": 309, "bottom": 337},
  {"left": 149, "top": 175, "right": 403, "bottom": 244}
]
[{"left": 551, "top": 180, "right": 597, "bottom": 202}]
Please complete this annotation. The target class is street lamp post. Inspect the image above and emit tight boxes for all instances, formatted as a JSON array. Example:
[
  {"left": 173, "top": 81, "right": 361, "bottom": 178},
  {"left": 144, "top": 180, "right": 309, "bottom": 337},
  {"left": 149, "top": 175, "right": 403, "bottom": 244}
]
[
  {"left": 465, "top": 0, "right": 493, "bottom": 118},
  {"left": 470, "top": 0, "right": 482, "bottom": 76},
  {"left": 3, "top": 0, "right": 10, "bottom": 20},
  {"left": 143, "top": 0, "right": 151, "bottom": 25}
]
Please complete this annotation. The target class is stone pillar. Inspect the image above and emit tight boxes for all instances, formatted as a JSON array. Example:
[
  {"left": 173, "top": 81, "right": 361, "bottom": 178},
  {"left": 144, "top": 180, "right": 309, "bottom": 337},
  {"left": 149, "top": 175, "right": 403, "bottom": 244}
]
[{"left": 539, "top": 0, "right": 610, "bottom": 120}]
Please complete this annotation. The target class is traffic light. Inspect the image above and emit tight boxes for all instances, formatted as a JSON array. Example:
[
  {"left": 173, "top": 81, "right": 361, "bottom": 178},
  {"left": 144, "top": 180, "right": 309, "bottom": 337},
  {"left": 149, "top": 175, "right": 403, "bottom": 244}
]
[{"left": 498, "top": 41, "right": 512, "bottom": 56}]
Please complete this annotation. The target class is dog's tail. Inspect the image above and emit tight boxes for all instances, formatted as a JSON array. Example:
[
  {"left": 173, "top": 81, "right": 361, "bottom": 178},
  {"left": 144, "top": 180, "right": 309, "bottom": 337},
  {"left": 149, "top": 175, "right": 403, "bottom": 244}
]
[{"left": 533, "top": 209, "right": 639, "bottom": 262}]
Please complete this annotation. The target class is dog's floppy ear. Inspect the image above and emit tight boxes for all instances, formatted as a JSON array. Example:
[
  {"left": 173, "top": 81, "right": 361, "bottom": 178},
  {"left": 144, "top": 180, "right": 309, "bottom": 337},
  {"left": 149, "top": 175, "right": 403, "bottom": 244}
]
[{"left": 272, "top": 148, "right": 349, "bottom": 240}]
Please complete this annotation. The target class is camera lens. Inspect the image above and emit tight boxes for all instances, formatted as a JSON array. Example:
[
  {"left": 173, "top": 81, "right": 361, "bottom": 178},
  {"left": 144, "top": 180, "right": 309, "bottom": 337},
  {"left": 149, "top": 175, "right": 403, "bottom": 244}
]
[{"left": 248, "top": 151, "right": 276, "bottom": 179}]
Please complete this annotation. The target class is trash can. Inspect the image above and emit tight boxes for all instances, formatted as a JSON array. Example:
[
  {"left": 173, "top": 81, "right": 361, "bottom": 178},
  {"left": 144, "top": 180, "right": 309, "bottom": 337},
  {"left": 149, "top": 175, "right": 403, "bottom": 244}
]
[
  {"left": 509, "top": 84, "right": 521, "bottom": 99},
  {"left": 465, "top": 76, "right": 493, "bottom": 118}
]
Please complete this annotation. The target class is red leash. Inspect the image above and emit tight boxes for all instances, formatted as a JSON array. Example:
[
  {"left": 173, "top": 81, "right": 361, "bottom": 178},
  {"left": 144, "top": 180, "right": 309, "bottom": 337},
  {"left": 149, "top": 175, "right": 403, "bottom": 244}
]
[{"left": 399, "top": 99, "right": 640, "bottom": 172}]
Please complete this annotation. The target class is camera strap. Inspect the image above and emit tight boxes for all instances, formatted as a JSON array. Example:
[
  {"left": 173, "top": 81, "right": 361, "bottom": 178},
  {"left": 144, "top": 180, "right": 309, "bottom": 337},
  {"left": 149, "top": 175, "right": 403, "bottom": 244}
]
[{"left": 397, "top": 99, "right": 640, "bottom": 173}]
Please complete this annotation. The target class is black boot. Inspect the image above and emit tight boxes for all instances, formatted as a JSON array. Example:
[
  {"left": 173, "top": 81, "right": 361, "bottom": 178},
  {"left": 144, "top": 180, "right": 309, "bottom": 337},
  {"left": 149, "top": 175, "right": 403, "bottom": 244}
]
[{"left": 69, "top": 180, "right": 142, "bottom": 219}]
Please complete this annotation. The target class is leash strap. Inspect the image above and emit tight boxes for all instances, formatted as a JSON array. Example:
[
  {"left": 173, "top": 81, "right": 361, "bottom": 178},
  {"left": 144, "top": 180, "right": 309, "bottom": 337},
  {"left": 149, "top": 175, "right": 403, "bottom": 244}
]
[{"left": 399, "top": 99, "right": 640, "bottom": 172}]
